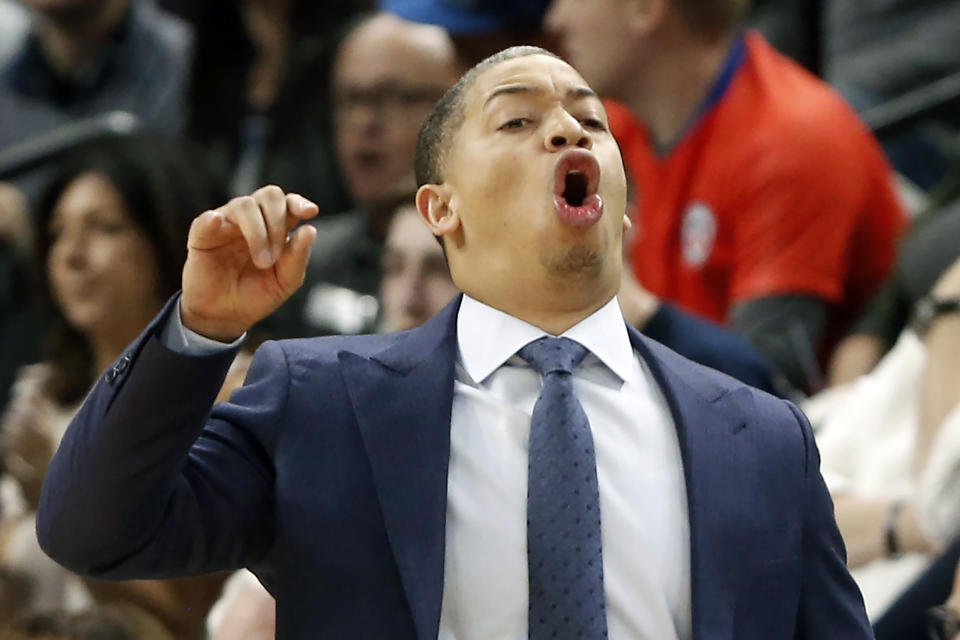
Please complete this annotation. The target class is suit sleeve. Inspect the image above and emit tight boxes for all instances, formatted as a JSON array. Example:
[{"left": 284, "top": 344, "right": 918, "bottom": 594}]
[
  {"left": 36, "top": 298, "right": 285, "bottom": 580},
  {"left": 787, "top": 401, "right": 874, "bottom": 638}
]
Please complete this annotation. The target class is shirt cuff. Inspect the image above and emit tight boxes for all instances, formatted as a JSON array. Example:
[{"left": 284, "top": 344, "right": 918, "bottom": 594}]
[{"left": 161, "top": 298, "right": 246, "bottom": 355}]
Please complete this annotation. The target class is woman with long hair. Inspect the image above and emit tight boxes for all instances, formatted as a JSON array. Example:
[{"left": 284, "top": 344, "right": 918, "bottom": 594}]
[{"left": 0, "top": 134, "right": 243, "bottom": 639}]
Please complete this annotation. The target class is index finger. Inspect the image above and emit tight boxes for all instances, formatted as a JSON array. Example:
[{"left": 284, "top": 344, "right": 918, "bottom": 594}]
[{"left": 284, "top": 193, "right": 319, "bottom": 227}]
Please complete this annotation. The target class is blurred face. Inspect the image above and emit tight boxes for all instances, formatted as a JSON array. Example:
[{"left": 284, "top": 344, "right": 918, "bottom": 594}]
[
  {"left": 46, "top": 172, "right": 162, "bottom": 337},
  {"left": 380, "top": 205, "right": 458, "bottom": 332},
  {"left": 545, "top": 0, "right": 638, "bottom": 98},
  {"left": 431, "top": 54, "right": 628, "bottom": 313},
  {"left": 333, "top": 15, "right": 460, "bottom": 206}
]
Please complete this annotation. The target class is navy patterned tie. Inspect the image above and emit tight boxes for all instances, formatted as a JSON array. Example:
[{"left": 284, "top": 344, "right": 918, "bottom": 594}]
[{"left": 519, "top": 336, "right": 608, "bottom": 640}]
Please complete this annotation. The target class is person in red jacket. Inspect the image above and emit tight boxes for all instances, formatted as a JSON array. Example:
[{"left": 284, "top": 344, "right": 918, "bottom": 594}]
[{"left": 546, "top": 0, "right": 907, "bottom": 392}]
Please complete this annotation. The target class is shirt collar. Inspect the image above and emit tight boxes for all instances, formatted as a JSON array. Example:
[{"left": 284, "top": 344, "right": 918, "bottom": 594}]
[{"left": 456, "top": 294, "right": 637, "bottom": 385}]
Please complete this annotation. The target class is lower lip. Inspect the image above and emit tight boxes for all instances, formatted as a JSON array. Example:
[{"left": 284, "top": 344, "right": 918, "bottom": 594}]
[{"left": 554, "top": 194, "right": 603, "bottom": 228}]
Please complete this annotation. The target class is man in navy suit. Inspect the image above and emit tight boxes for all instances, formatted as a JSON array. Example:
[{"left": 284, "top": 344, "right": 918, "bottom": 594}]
[{"left": 37, "top": 46, "right": 871, "bottom": 639}]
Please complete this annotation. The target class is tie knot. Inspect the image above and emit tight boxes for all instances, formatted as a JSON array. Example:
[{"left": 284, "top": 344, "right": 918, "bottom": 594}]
[{"left": 518, "top": 336, "right": 589, "bottom": 376}]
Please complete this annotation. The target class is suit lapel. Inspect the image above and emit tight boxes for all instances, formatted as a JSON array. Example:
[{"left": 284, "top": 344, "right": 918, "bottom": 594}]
[
  {"left": 629, "top": 327, "right": 756, "bottom": 640},
  {"left": 338, "top": 297, "right": 461, "bottom": 640}
]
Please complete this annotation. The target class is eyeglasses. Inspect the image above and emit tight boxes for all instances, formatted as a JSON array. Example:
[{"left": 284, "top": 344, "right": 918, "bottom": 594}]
[
  {"left": 926, "top": 605, "right": 960, "bottom": 640},
  {"left": 334, "top": 83, "right": 447, "bottom": 119}
]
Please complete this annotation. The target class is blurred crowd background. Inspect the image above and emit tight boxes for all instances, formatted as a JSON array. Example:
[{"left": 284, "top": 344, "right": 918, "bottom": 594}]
[{"left": 0, "top": 0, "right": 959, "bottom": 638}]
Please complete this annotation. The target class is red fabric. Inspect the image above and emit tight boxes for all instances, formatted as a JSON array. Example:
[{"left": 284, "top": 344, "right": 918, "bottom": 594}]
[{"left": 610, "top": 32, "right": 907, "bottom": 331}]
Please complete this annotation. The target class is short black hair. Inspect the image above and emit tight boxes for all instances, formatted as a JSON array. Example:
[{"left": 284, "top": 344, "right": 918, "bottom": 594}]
[{"left": 414, "top": 45, "right": 562, "bottom": 188}]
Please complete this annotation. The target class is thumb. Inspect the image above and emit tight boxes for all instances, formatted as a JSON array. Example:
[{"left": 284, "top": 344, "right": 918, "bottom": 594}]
[{"left": 275, "top": 224, "right": 317, "bottom": 294}]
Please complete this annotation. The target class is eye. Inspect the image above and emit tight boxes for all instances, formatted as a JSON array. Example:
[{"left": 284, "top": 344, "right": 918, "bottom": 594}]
[
  {"left": 87, "top": 219, "right": 127, "bottom": 236},
  {"left": 580, "top": 117, "right": 607, "bottom": 131},
  {"left": 499, "top": 117, "right": 532, "bottom": 131}
]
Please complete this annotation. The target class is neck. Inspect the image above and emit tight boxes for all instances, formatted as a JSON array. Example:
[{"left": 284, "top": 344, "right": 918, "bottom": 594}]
[
  {"left": 33, "top": 0, "right": 127, "bottom": 77},
  {"left": 467, "top": 275, "right": 620, "bottom": 336},
  {"left": 621, "top": 30, "right": 734, "bottom": 149}
]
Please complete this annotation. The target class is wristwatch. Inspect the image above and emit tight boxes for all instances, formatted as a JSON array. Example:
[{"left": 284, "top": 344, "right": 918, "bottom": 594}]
[{"left": 912, "top": 296, "right": 960, "bottom": 336}]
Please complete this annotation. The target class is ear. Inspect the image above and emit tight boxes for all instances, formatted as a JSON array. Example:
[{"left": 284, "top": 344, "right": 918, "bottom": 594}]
[
  {"left": 625, "top": 0, "right": 667, "bottom": 35},
  {"left": 416, "top": 183, "right": 460, "bottom": 239}
]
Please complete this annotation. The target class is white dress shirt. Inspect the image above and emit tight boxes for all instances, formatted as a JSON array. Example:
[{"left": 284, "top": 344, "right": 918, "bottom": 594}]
[
  {"left": 165, "top": 295, "right": 691, "bottom": 639},
  {"left": 439, "top": 295, "right": 690, "bottom": 640}
]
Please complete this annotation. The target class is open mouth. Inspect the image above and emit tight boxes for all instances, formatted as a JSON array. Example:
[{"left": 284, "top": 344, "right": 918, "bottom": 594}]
[
  {"left": 553, "top": 149, "right": 603, "bottom": 228},
  {"left": 353, "top": 150, "right": 383, "bottom": 169},
  {"left": 563, "top": 171, "right": 589, "bottom": 207}
]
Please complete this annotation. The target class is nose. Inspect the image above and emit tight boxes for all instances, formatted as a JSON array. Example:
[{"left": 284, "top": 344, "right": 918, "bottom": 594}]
[
  {"left": 544, "top": 110, "right": 592, "bottom": 152},
  {"left": 348, "top": 104, "right": 382, "bottom": 138},
  {"left": 336, "top": 98, "right": 382, "bottom": 136},
  {"left": 53, "top": 229, "right": 87, "bottom": 270}
]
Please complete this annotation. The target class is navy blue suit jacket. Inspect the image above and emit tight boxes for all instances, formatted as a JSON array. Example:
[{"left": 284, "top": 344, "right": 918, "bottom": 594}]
[{"left": 37, "top": 295, "right": 871, "bottom": 639}]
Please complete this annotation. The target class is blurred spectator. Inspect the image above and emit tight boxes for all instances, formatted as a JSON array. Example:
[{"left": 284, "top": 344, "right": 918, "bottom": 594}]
[
  {"left": 0, "top": 182, "right": 42, "bottom": 416},
  {"left": 0, "top": 0, "right": 192, "bottom": 150},
  {"left": 332, "top": 13, "right": 461, "bottom": 208},
  {"left": 269, "top": 12, "right": 460, "bottom": 337},
  {"left": 804, "top": 256, "right": 960, "bottom": 619},
  {"left": 546, "top": 0, "right": 908, "bottom": 394},
  {"left": 156, "top": 0, "right": 371, "bottom": 208},
  {"left": 379, "top": 203, "right": 460, "bottom": 332},
  {"left": 830, "top": 199, "right": 960, "bottom": 385},
  {"left": 0, "top": 135, "right": 232, "bottom": 638}
]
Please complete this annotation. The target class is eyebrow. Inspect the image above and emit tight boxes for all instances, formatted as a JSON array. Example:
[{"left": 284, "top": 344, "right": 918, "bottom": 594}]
[{"left": 483, "top": 83, "right": 598, "bottom": 109}]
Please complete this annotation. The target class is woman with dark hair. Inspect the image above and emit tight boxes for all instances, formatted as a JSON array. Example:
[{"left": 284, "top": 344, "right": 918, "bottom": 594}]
[
  {"left": 26, "top": 135, "right": 226, "bottom": 407},
  {"left": 0, "top": 135, "right": 240, "bottom": 639}
]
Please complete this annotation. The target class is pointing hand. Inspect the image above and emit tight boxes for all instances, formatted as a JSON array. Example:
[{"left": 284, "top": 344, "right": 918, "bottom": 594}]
[{"left": 181, "top": 185, "right": 319, "bottom": 341}]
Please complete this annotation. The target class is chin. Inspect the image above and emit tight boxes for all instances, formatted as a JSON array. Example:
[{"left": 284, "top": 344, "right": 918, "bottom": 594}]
[
  {"left": 541, "top": 244, "right": 605, "bottom": 280},
  {"left": 62, "top": 309, "right": 104, "bottom": 335}
]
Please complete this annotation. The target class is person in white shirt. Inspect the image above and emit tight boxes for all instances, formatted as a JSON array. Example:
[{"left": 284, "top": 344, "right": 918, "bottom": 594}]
[{"left": 36, "top": 46, "right": 870, "bottom": 639}]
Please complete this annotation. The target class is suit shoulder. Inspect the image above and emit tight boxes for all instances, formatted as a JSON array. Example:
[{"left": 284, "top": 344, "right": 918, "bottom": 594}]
[
  {"left": 268, "top": 332, "right": 404, "bottom": 366},
  {"left": 643, "top": 335, "right": 805, "bottom": 437},
  {"left": 642, "top": 335, "right": 757, "bottom": 400}
]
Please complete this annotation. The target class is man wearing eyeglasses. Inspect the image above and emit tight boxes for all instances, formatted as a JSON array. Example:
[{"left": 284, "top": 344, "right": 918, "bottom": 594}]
[{"left": 267, "top": 12, "right": 462, "bottom": 337}]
